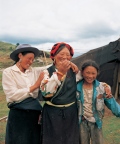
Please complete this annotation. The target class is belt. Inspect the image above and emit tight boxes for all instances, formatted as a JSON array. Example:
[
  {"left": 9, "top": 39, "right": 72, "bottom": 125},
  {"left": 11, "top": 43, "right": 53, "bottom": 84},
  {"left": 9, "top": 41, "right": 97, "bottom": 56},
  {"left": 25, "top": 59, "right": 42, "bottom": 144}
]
[
  {"left": 7, "top": 100, "right": 23, "bottom": 106},
  {"left": 46, "top": 101, "right": 75, "bottom": 107},
  {"left": 7, "top": 102, "right": 17, "bottom": 107}
]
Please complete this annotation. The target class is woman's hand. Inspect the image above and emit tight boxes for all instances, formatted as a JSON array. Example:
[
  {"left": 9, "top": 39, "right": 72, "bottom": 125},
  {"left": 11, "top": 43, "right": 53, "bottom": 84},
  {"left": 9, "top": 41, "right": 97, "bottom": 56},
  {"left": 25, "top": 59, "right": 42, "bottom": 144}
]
[
  {"left": 57, "top": 60, "right": 71, "bottom": 74},
  {"left": 70, "top": 62, "right": 79, "bottom": 73}
]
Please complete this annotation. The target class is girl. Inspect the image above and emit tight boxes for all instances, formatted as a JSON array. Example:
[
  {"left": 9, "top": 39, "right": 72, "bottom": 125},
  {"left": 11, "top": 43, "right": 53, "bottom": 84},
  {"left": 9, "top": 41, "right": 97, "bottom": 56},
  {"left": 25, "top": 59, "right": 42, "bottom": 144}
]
[{"left": 77, "top": 59, "right": 120, "bottom": 144}]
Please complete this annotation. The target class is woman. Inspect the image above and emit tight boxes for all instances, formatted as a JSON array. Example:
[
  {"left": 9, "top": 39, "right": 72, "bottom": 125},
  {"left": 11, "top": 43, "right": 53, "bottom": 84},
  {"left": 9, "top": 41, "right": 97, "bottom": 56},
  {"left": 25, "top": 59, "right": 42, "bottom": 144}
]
[
  {"left": 40, "top": 42, "right": 80, "bottom": 144},
  {"left": 77, "top": 60, "right": 120, "bottom": 144},
  {"left": 2, "top": 44, "right": 47, "bottom": 144}
]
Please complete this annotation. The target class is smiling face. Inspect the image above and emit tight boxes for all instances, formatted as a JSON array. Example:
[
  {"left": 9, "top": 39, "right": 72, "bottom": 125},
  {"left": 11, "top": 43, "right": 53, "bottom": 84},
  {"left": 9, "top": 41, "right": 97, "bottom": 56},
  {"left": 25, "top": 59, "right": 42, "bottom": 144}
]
[
  {"left": 82, "top": 66, "right": 98, "bottom": 84},
  {"left": 54, "top": 47, "right": 71, "bottom": 66},
  {"left": 18, "top": 52, "right": 35, "bottom": 72}
]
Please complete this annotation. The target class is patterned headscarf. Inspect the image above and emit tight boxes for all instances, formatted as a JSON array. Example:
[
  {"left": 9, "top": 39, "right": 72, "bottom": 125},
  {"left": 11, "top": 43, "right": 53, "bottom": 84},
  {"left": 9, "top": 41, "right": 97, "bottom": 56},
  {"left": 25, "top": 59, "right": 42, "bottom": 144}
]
[{"left": 50, "top": 42, "right": 74, "bottom": 60}]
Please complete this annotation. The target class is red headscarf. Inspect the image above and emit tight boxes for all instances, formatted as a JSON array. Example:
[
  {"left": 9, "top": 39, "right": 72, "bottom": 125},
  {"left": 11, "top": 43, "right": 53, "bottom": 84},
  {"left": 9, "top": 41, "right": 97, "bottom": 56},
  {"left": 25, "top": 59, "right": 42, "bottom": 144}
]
[{"left": 50, "top": 42, "right": 74, "bottom": 60}]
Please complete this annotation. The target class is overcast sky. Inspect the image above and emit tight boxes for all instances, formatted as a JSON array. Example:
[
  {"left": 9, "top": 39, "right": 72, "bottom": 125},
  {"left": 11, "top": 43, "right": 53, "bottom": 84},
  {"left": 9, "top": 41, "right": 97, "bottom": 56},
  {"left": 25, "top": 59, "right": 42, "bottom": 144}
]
[{"left": 0, "top": 0, "right": 120, "bottom": 55}]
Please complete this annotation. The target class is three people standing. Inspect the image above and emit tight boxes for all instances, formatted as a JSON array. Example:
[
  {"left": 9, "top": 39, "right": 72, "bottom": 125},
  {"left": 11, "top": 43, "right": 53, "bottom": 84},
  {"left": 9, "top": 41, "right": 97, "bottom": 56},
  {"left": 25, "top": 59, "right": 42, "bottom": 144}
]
[{"left": 2, "top": 42, "right": 117, "bottom": 144}]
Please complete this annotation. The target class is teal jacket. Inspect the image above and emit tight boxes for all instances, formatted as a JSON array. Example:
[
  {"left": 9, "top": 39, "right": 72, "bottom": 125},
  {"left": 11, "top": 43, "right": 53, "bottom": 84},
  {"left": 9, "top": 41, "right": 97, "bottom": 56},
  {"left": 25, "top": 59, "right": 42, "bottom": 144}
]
[{"left": 77, "top": 79, "right": 120, "bottom": 129}]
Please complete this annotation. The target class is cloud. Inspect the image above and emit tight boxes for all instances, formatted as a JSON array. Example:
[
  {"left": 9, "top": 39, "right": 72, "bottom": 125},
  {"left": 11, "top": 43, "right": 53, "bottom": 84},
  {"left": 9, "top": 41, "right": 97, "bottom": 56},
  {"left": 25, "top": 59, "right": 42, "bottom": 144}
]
[
  {"left": 0, "top": 0, "right": 120, "bottom": 54},
  {"left": 76, "top": 21, "right": 119, "bottom": 39}
]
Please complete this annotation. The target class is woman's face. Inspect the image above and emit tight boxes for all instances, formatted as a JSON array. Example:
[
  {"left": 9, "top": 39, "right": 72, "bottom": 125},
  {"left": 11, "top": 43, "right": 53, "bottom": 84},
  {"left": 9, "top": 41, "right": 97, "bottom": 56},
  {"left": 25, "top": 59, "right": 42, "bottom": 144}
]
[
  {"left": 19, "top": 53, "right": 35, "bottom": 70},
  {"left": 82, "top": 66, "right": 98, "bottom": 84},
  {"left": 54, "top": 47, "right": 71, "bottom": 65}
]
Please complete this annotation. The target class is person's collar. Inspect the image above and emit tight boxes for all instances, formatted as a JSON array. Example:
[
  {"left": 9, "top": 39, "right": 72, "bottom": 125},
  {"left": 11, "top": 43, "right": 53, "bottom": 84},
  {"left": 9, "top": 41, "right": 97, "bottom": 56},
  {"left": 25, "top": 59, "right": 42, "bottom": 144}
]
[{"left": 11, "top": 64, "right": 32, "bottom": 73}]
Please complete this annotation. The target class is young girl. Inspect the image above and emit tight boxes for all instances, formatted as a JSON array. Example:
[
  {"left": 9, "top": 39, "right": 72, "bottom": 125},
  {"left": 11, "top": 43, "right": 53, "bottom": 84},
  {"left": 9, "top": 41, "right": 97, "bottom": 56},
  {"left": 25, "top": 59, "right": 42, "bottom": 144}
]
[{"left": 77, "top": 60, "right": 120, "bottom": 144}]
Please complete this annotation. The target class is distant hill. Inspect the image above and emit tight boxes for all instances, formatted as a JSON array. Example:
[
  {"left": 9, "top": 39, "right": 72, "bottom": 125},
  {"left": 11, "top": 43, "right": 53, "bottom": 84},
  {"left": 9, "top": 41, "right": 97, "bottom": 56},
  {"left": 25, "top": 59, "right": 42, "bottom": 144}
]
[
  {"left": 0, "top": 41, "right": 16, "bottom": 51},
  {"left": 0, "top": 41, "right": 16, "bottom": 68}
]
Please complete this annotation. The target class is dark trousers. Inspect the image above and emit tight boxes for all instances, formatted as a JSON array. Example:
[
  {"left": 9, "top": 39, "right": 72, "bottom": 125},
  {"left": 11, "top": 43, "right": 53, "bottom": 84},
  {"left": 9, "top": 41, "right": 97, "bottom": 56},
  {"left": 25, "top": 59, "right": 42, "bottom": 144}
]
[{"left": 5, "top": 109, "right": 41, "bottom": 144}]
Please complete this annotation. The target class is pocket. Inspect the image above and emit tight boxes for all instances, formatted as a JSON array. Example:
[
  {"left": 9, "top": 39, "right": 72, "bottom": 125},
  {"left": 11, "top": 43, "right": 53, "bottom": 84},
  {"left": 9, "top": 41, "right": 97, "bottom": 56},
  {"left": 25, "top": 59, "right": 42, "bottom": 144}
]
[{"left": 96, "top": 98, "right": 104, "bottom": 111}]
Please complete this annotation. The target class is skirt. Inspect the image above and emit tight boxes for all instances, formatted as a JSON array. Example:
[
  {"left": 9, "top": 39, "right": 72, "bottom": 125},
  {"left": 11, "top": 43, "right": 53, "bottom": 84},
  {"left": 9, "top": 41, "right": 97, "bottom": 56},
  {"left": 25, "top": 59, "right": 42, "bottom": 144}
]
[
  {"left": 5, "top": 108, "right": 41, "bottom": 144},
  {"left": 41, "top": 102, "right": 79, "bottom": 144}
]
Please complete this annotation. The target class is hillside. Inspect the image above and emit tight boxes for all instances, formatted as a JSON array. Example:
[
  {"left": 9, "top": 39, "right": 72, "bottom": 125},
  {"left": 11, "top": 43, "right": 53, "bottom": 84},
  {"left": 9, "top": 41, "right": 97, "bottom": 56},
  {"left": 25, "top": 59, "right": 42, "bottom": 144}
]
[
  {"left": 0, "top": 41, "right": 52, "bottom": 69},
  {"left": 0, "top": 41, "right": 16, "bottom": 51},
  {"left": 0, "top": 41, "right": 16, "bottom": 68}
]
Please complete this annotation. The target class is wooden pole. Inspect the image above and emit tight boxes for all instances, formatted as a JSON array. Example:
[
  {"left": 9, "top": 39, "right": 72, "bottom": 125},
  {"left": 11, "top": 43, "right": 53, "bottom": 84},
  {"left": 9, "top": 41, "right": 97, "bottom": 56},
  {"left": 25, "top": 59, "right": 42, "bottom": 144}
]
[
  {"left": 43, "top": 51, "right": 47, "bottom": 65},
  {"left": 0, "top": 116, "right": 7, "bottom": 121}
]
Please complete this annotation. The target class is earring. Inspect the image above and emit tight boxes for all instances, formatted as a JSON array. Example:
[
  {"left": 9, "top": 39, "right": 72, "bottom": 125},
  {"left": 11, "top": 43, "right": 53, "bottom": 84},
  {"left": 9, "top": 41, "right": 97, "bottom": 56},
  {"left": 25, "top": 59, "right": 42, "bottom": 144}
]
[
  {"left": 53, "top": 59, "right": 56, "bottom": 64},
  {"left": 18, "top": 59, "right": 22, "bottom": 67},
  {"left": 19, "top": 59, "right": 22, "bottom": 63}
]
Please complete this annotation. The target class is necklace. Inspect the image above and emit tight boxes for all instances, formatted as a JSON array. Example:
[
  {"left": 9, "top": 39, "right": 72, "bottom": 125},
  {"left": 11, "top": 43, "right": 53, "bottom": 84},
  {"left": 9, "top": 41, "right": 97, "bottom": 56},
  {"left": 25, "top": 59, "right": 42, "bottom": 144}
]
[{"left": 16, "top": 63, "right": 25, "bottom": 73}]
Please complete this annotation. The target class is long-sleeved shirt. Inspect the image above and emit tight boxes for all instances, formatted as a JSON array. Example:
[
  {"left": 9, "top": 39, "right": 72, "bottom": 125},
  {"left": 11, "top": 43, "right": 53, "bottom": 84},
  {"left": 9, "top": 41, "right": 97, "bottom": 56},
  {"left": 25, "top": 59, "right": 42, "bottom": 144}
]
[
  {"left": 2, "top": 64, "right": 49, "bottom": 103},
  {"left": 77, "top": 79, "right": 120, "bottom": 128}
]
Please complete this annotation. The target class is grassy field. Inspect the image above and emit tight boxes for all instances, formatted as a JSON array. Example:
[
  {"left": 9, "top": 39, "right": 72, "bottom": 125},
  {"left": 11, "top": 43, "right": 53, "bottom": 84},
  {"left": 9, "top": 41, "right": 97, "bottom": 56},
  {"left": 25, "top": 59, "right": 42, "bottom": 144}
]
[
  {"left": 103, "top": 115, "right": 120, "bottom": 144},
  {"left": 0, "top": 71, "right": 120, "bottom": 144},
  {"left": 0, "top": 71, "right": 9, "bottom": 144}
]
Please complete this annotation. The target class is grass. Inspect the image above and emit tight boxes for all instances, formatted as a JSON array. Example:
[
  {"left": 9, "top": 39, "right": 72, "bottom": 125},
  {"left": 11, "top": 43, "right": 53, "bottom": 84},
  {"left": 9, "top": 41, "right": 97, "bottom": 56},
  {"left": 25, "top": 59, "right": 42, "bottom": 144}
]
[
  {"left": 0, "top": 72, "right": 9, "bottom": 118},
  {"left": 103, "top": 115, "right": 120, "bottom": 144},
  {"left": 0, "top": 121, "right": 6, "bottom": 143},
  {"left": 0, "top": 71, "right": 8, "bottom": 144}
]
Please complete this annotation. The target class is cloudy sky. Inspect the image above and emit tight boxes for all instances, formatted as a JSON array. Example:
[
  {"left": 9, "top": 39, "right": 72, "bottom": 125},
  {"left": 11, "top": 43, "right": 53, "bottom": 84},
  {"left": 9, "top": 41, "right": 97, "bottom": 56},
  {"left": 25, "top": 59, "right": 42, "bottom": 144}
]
[{"left": 0, "top": 0, "right": 120, "bottom": 56}]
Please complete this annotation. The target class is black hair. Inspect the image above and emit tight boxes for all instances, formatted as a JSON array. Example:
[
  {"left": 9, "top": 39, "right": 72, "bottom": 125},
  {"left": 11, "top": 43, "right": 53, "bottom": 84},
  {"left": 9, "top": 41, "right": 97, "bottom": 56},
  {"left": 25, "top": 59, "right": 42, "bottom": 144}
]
[
  {"left": 54, "top": 44, "right": 67, "bottom": 56},
  {"left": 14, "top": 51, "right": 35, "bottom": 64},
  {"left": 81, "top": 59, "right": 99, "bottom": 72}
]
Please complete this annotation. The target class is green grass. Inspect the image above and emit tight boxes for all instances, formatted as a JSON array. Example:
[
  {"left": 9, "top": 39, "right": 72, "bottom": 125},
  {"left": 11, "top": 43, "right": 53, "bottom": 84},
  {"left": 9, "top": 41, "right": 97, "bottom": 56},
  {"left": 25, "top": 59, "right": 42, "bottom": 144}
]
[
  {"left": 0, "top": 71, "right": 8, "bottom": 144},
  {"left": 0, "top": 41, "right": 15, "bottom": 51},
  {"left": 0, "top": 121, "right": 6, "bottom": 143},
  {"left": 103, "top": 116, "right": 120, "bottom": 144},
  {"left": 0, "top": 71, "right": 9, "bottom": 118}
]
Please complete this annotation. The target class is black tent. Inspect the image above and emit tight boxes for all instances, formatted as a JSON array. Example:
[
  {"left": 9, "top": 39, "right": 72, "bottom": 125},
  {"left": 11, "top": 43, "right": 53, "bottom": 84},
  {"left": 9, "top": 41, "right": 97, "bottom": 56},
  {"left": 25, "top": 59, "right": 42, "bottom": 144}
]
[{"left": 72, "top": 38, "right": 120, "bottom": 99}]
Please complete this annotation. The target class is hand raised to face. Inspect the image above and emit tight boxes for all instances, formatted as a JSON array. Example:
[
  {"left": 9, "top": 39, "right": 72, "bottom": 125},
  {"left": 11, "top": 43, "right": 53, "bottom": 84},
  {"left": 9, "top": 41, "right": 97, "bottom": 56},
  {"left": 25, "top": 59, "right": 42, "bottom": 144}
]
[{"left": 57, "top": 60, "right": 71, "bottom": 74}]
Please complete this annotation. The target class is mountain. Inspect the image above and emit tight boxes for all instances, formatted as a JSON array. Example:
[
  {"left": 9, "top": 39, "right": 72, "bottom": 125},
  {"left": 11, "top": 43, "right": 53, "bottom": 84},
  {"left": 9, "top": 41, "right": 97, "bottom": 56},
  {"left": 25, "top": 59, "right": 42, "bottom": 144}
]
[{"left": 73, "top": 52, "right": 83, "bottom": 58}]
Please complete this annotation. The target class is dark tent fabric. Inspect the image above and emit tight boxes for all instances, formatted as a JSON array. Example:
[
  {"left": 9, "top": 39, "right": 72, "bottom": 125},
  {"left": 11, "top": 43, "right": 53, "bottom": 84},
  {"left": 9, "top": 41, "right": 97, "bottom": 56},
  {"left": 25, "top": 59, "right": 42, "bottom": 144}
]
[{"left": 72, "top": 38, "right": 120, "bottom": 99}]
